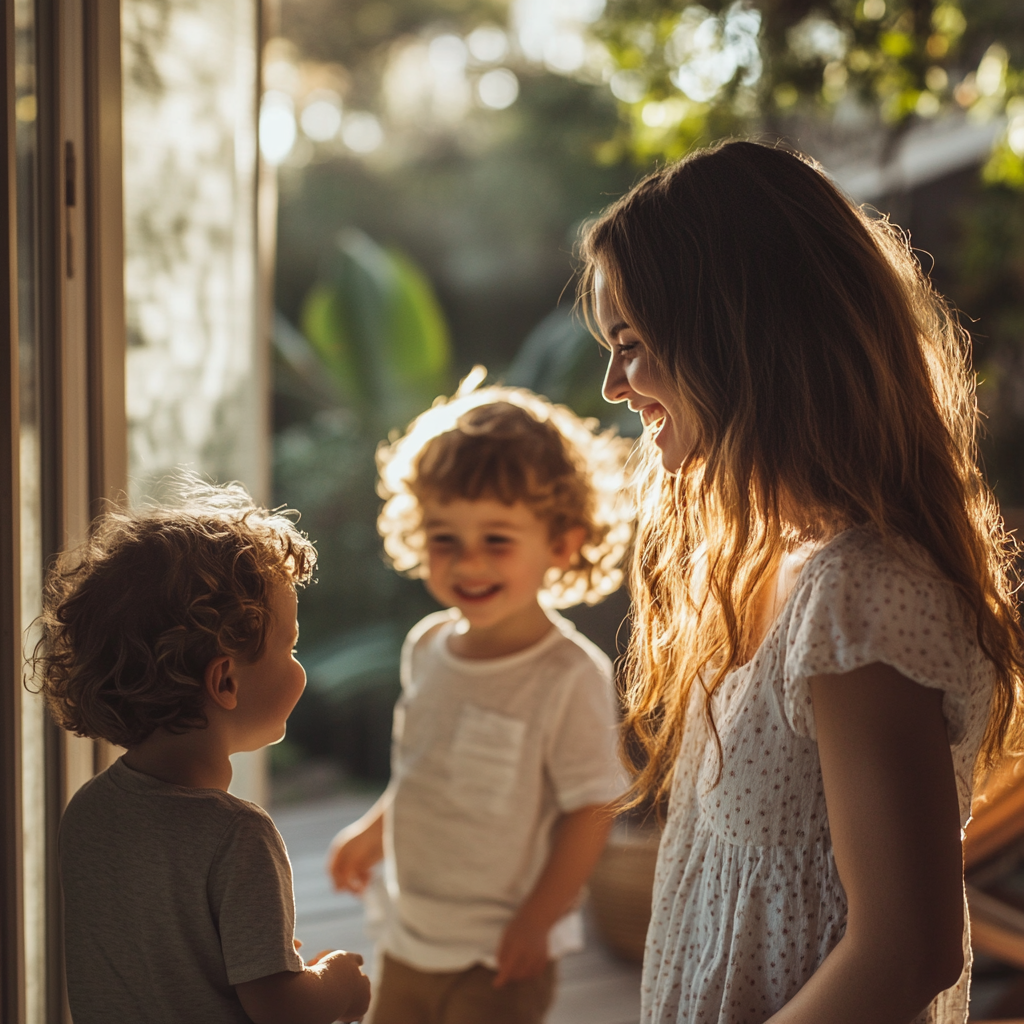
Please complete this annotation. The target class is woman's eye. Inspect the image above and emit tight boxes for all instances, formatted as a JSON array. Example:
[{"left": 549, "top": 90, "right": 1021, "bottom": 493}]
[{"left": 616, "top": 340, "right": 638, "bottom": 355}]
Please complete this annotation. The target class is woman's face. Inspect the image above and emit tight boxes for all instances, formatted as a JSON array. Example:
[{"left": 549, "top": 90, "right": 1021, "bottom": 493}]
[{"left": 596, "top": 275, "right": 696, "bottom": 473}]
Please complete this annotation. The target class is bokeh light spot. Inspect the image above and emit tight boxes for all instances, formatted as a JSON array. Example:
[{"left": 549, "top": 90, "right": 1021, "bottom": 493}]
[
  {"left": 478, "top": 68, "right": 519, "bottom": 109},
  {"left": 259, "top": 91, "right": 296, "bottom": 164}
]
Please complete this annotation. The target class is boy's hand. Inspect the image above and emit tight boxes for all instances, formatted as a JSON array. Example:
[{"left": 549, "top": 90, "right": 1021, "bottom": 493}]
[
  {"left": 312, "top": 950, "right": 371, "bottom": 1021},
  {"left": 327, "top": 819, "right": 384, "bottom": 894},
  {"left": 235, "top": 949, "right": 370, "bottom": 1024},
  {"left": 493, "top": 912, "right": 551, "bottom": 988}
]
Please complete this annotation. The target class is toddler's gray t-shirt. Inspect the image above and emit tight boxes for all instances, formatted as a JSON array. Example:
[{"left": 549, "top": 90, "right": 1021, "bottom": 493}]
[{"left": 60, "top": 757, "right": 303, "bottom": 1023}]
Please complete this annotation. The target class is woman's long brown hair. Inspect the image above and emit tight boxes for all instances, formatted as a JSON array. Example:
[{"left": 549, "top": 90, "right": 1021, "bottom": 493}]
[{"left": 580, "top": 140, "right": 1024, "bottom": 809}]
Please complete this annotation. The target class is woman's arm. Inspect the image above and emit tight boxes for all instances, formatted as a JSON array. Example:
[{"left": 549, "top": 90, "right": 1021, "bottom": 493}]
[{"left": 767, "top": 662, "right": 965, "bottom": 1024}]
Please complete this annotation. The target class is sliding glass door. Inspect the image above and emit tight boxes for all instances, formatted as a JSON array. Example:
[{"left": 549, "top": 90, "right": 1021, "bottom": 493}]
[
  {"left": 2, "top": 2, "right": 126, "bottom": 1020},
  {"left": 2, "top": 1, "right": 267, "bottom": 1018}
]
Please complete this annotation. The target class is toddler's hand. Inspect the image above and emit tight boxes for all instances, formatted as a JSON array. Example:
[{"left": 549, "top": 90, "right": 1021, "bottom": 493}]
[
  {"left": 311, "top": 949, "right": 371, "bottom": 1022},
  {"left": 327, "top": 822, "right": 383, "bottom": 894},
  {"left": 493, "top": 913, "right": 551, "bottom": 988}
]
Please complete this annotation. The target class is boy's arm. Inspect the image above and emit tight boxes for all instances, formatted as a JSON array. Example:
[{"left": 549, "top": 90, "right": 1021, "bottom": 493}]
[
  {"left": 494, "top": 802, "right": 614, "bottom": 988},
  {"left": 326, "top": 789, "right": 390, "bottom": 893},
  {"left": 236, "top": 949, "right": 371, "bottom": 1024}
]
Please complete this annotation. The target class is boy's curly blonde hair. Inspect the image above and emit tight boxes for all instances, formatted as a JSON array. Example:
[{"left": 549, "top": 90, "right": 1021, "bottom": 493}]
[
  {"left": 33, "top": 480, "right": 316, "bottom": 748},
  {"left": 377, "top": 371, "right": 634, "bottom": 608}
]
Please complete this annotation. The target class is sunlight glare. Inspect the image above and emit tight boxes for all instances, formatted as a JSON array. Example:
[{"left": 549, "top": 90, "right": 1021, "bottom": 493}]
[
  {"left": 478, "top": 68, "right": 519, "bottom": 109},
  {"left": 342, "top": 111, "right": 384, "bottom": 152},
  {"left": 667, "top": 3, "right": 762, "bottom": 104},
  {"left": 544, "top": 32, "right": 587, "bottom": 73},
  {"left": 514, "top": 0, "right": 606, "bottom": 70},
  {"left": 259, "top": 90, "right": 296, "bottom": 164},
  {"left": 301, "top": 90, "right": 343, "bottom": 142},
  {"left": 1007, "top": 116, "right": 1024, "bottom": 157},
  {"left": 610, "top": 69, "right": 646, "bottom": 103},
  {"left": 468, "top": 25, "right": 509, "bottom": 64},
  {"left": 428, "top": 34, "right": 469, "bottom": 75}
]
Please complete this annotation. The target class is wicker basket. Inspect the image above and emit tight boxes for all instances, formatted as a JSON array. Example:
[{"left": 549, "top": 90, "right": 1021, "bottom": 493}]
[{"left": 588, "top": 824, "right": 661, "bottom": 962}]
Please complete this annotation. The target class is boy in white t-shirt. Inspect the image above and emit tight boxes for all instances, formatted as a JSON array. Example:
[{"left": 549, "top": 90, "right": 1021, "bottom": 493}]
[
  {"left": 37, "top": 483, "right": 371, "bottom": 1024},
  {"left": 327, "top": 379, "right": 634, "bottom": 1024}
]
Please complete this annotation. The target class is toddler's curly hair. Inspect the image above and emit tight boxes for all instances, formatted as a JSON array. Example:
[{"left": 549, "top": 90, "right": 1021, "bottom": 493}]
[
  {"left": 33, "top": 480, "right": 316, "bottom": 748},
  {"left": 377, "top": 371, "right": 634, "bottom": 608}
]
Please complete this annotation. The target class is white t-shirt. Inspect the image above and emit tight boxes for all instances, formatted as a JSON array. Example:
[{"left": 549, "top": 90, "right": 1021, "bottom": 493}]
[
  {"left": 642, "top": 529, "right": 995, "bottom": 1024},
  {"left": 60, "top": 758, "right": 303, "bottom": 1024},
  {"left": 373, "top": 609, "right": 625, "bottom": 972}
]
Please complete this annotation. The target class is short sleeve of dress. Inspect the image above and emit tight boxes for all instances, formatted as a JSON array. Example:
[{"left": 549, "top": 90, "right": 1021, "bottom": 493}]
[{"left": 782, "top": 533, "right": 973, "bottom": 744}]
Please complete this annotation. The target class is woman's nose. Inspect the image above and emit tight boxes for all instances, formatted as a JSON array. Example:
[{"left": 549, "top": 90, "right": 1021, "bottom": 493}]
[{"left": 602, "top": 351, "right": 629, "bottom": 404}]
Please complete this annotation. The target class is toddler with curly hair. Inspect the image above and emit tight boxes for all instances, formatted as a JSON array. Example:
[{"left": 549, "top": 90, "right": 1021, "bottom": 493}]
[
  {"left": 36, "top": 481, "right": 370, "bottom": 1024},
  {"left": 327, "top": 376, "right": 634, "bottom": 1024}
]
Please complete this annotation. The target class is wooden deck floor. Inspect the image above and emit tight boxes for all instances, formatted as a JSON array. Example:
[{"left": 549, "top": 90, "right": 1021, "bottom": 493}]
[
  {"left": 271, "top": 791, "right": 1024, "bottom": 1022},
  {"left": 271, "top": 792, "right": 642, "bottom": 1024}
]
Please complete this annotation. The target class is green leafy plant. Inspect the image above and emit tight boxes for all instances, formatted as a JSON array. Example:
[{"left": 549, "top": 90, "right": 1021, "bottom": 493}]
[
  {"left": 300, "top": 228, "right": 453, "bottom": 428},
  {"left": 274, "top": 230, "right": 455, "bottom": 778}
]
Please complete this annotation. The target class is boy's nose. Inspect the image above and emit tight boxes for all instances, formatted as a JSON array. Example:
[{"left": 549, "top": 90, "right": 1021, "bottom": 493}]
[{"left": 453, "top": 545, "right": 487, "bottom": 569}]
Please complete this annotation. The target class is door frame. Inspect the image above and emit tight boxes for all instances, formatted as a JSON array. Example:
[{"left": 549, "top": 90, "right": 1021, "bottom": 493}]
[{"left": 1, "top": 1, "right": 126, "bottom": 1019}]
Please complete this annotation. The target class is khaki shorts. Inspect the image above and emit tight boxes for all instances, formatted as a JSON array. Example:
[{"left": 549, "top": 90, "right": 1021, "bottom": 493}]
[{"left": 367, "top": 953, "right": 557, "bottom": 1024}]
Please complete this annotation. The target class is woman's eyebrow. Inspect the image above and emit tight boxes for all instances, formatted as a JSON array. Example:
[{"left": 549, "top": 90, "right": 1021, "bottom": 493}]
[{"left": 608, "top": 320, "right": 629, "bottom": 340}]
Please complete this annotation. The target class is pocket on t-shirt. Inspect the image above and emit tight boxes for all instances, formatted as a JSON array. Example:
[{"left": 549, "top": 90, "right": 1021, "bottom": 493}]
[{"left": 447, "top": 704, "right": 526, "bottom": 817}]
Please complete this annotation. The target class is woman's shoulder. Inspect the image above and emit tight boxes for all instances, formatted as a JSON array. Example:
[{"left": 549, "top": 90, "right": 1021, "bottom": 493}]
[
  {"left": 780, "top": 528, "right": 994, "bottom": 749},
  {"left": 792, "top": 527, "right": 975, "bottom": 643},
  {"left": 785, "top": 527, "right": 990, "bottom": 694},
  {"left": 801, "top": 528, "right": 955, "bottom": 603}
]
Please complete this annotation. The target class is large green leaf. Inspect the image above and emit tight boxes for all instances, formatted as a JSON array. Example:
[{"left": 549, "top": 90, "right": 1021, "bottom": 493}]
[{"left": 299, "top": 228, "right": 453, "bottom": 434}]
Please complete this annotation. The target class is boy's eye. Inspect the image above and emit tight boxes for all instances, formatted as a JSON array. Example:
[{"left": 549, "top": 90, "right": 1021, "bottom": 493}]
[
  {"left": 485, "top": 534, "right": 513, "bottom": 546},
  {"left": 427, "top": 534, "right": 456, "bottom": 547}
]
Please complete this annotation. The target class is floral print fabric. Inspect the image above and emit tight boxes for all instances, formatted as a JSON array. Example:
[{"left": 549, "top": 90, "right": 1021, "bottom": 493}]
[{"left": 642, "top": 530, "right": 994, "bottom": 1024}]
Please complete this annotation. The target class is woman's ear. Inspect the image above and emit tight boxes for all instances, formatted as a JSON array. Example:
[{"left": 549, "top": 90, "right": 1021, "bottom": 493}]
[
  {"left": 550, "top": 526, "right": 588, "bottom": 570},
  {"left": 204, "top": 655, "right": 239, "bottom": 711}
]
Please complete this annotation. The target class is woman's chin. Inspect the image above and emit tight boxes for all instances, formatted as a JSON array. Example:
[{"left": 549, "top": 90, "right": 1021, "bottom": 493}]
[
  {"left": 653, "top": 429, "right": 684, "bottom": 474},
  {"left": 654, "top": 431, "right": 693, "bottom": 474}
]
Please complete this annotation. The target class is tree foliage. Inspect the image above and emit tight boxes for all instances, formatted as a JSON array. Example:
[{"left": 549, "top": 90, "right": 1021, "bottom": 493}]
[{"left": 588, "top": 1, "right": 1024, "bottom": 174}]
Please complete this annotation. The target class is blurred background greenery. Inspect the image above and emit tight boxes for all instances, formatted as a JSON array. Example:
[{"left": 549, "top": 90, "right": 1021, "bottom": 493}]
[{"left": 265, "top": 0, "right": 1024, "bottom": 793}]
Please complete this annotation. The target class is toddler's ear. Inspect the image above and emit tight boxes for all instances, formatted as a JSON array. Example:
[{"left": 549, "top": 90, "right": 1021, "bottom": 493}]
[
  {"left": 204, "top": 655, "right": 239, "bottom": 710},
  {"left": 550, "top": 526, "right": 587, "bottom": 569}
]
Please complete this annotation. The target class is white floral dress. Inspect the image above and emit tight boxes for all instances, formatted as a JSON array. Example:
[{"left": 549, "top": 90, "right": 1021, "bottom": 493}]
[{"left": 642, "top": 529, "right": 995, "bottom": 1024}]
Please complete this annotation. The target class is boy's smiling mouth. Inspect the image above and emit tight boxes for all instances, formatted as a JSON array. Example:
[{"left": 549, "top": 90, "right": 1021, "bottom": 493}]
[{"left": 453, "top": 583, "right": 502, "bottom": 601}]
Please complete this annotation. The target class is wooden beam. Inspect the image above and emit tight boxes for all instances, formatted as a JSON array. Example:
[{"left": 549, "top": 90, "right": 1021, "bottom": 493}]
[
  {"left": 83, "top": 0, "right": 126, "bottom": 519},
  {"left": 0, "top": 0, "right": 25, "bottom": 1018}
]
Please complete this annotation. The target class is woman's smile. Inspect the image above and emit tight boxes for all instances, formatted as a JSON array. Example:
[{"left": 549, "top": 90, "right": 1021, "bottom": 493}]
[
  {"left": 638, "top": 404, "right": 667, "bottom": 430},
  {"left": 595, "top": 277, "right": 695, "bottom": 472}
]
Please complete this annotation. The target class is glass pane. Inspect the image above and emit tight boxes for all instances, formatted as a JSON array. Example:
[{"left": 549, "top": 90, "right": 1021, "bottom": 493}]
[
  {"left": 120, "top": 0, "right": 265, "bottom": 802},
  {"left": 121, "top": 0, "right": 261, "bottom": 503}
]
